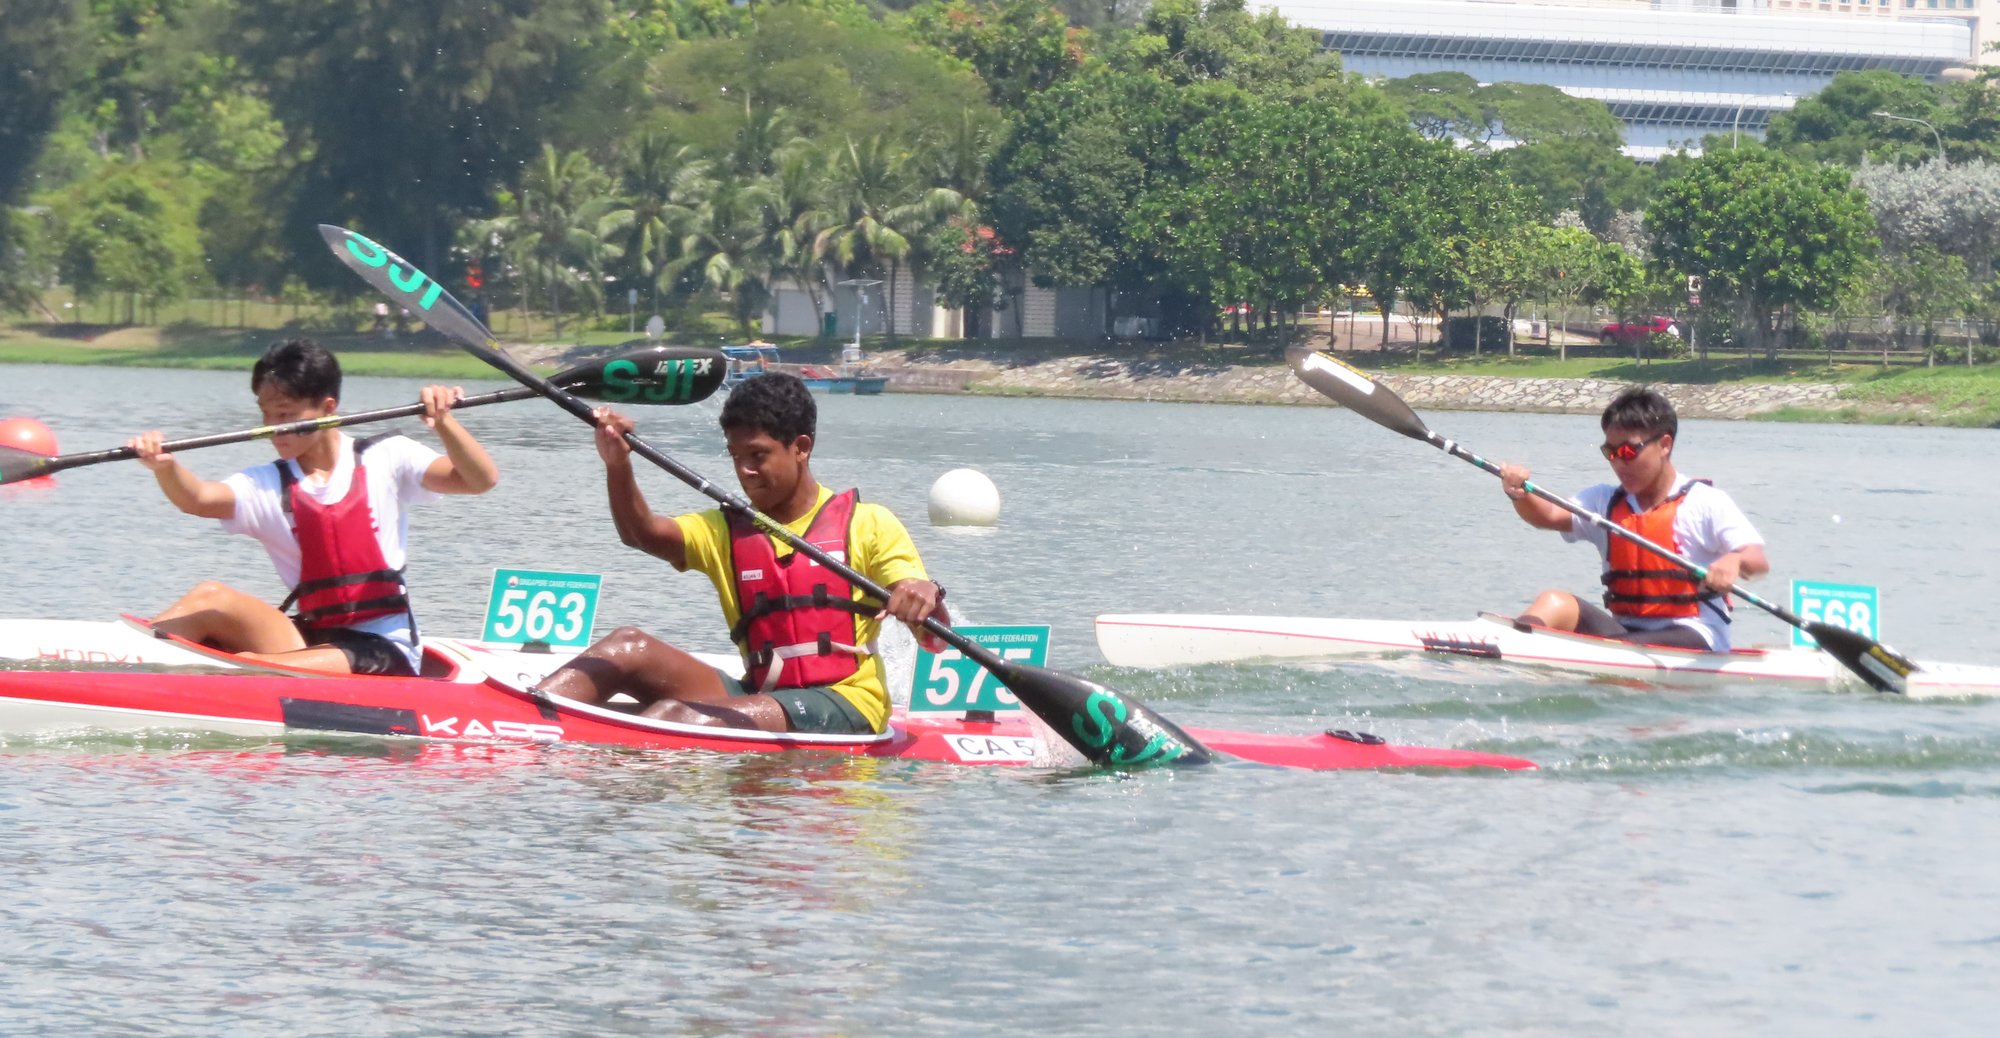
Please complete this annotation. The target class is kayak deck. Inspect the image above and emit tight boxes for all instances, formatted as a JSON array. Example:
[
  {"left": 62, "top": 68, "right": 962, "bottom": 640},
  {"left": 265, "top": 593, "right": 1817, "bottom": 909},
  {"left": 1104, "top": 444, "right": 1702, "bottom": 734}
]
[{"left": 1094, "top": 612, "right": 2000, "bottom": 699}]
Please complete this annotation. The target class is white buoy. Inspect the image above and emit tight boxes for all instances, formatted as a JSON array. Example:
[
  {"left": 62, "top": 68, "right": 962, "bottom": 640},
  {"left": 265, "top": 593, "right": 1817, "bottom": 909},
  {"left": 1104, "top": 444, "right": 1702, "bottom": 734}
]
[{"left": 929, "top": 468, "right": 1001, "bottom": 527}]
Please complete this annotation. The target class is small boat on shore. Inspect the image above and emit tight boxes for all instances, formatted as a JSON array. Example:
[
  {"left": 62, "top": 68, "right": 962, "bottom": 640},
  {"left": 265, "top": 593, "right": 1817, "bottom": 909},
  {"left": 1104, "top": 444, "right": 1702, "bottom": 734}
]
[
  {"left": 0, "top": 618, "right": 1534, "bottom": 771},
  {"left": 723, "top": 344, "right": 887, "bottom": 395},
  {"left": 1093, "top": 612, "right": 2000, "bottom": 699}
]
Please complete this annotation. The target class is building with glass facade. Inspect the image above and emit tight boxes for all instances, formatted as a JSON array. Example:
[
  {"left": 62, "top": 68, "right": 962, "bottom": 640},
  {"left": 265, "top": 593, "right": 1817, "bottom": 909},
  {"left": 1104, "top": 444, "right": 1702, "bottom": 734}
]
[{"left": 1267, "top": 0, "right": 1979, "bottom": 156}]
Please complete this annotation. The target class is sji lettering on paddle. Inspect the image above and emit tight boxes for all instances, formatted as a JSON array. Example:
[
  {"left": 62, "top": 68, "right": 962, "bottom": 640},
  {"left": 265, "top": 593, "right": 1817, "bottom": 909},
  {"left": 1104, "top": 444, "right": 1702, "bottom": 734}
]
[{"left": 340, "top": 232, "right": 444, "bottom": 312}]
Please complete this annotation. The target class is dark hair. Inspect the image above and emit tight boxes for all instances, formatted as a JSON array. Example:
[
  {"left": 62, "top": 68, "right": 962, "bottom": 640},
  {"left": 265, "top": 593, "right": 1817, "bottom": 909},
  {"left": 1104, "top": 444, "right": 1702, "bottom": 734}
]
[
  {"left": 251, "top": 339, "right": 342, "bottom": 402},
  {"left": 1600, "top": 386, "right": 1677, "bottom": 439},
  {"left": 720, "top": 373, "right": 816, "bottom": 444}
]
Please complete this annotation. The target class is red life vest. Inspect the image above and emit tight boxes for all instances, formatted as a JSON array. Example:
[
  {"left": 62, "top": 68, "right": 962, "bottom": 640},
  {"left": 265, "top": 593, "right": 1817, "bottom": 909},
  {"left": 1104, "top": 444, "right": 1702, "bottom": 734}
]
[
  {"left": 726, "top": 489, "right": 877, "bottom": 692},
  {"left": 275, "top": 435, "right": 414, "bottom": 631},
  {"left": 1601, "top": 479, "right": 1728, "bottom": 621}
]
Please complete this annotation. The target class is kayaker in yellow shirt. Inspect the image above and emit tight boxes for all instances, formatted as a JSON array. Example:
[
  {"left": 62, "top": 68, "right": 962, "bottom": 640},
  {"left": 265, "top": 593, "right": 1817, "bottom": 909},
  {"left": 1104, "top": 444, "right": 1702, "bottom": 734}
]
[{"left": 532, "top": 372, "right": 948, "bottom": 734}]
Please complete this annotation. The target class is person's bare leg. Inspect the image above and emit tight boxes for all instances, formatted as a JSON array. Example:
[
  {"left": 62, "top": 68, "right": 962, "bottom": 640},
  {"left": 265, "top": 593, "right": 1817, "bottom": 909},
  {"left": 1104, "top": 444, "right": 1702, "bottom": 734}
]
[
  {"left": 237, "top": 645, "right": 356, "bottom": 674},
  {"left": 646, "top": 693, "right": 792, "bottom": 731},
  {"left": 152, "top": 582, "right": 309, "bottom": 654},
  {"left": 1518, "top": 590, "right": 1581, "bottom": 632},
  {"left": 535, "top": 626, "right": 735, "bottom": 708}
]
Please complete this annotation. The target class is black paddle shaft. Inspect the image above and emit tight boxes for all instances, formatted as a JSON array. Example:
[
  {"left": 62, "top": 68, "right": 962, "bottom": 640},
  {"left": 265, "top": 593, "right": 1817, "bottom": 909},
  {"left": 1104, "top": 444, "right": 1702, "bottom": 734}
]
[
  {"left": 0, "top": 386, "right": 536, "bottom": 486},
  {"left": 0, "top": 346, "right": 725, "bottom": 487}
]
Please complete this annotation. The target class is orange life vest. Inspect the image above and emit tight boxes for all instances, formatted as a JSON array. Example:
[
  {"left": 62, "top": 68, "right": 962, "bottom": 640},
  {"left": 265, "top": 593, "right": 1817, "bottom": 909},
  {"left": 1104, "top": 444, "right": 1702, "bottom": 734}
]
[{"left": 1601, "top": 479, "right": 1729, "bottom": 621}]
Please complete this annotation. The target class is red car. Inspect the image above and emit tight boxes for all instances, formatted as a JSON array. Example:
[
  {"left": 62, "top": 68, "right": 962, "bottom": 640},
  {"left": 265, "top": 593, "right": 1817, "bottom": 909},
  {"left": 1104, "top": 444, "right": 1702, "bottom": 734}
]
[{"left": 1600, "top": 316, "right": 1679, "bottom": 344}]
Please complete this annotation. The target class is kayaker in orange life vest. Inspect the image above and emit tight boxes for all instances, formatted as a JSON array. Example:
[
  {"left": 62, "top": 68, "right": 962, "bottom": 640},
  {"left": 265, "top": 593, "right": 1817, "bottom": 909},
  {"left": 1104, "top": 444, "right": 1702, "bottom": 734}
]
[
  {"left": 1496, "top": 386, "right": 1768, "bottom": 651},
  {"left": 531, "top": 372, "right": 950, "bottom": 735},
  {"left": 125, "top": 339, "right": 501, "bottom": 675}
]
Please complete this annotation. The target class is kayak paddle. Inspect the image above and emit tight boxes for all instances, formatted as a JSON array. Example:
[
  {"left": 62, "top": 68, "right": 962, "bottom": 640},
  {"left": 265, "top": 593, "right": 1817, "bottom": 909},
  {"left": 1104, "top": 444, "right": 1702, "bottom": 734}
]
[
  {"left": 1289, "top": 349, "right": 1919, "bottom": 694},
  {"left": 319, "top": 224, "right": 1213, "bottom": 768},
  {"left": 0, "top": 345, "right": 727, "bottom": 488}
]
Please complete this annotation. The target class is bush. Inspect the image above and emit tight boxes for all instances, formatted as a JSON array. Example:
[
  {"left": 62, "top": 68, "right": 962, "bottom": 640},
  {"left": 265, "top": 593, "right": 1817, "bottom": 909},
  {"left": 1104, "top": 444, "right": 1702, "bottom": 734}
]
[
  {"left": 1927, "top": 344, "right": 1999, "bottom": 365},
  {"left": 1440, "top": 315, "right": 1513, "bottom": 352},
  {"left": 1642, "top": 330, "right": 1690, "bottom": 360}
]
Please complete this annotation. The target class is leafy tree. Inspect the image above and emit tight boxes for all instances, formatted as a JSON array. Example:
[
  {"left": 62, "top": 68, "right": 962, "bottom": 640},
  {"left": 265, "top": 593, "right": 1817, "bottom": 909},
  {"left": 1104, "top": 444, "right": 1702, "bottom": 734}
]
[
  {"left": 1764, "top": 69, "right": 1947, "bottom": 167},
  {"left": 904, "top": 0, "right": 1085, "bottom": 108},
  {"left": 604, "top": 0, "right": 749, "bottom": 49},
  {"left": 1342, "top": 132, "right": 1470, "bottom": 349},
  {"left": 1130, "top": 101, "right": 1320, "bottom": 347},
  {"left": 647, "top": 8, "right": 994, "bottom": 158},
  {"left": 1380, "top": 72, "right": 1490, "bottom": 143},
  {"left": 1852, "top": 157, "right": 2000, "bottom": 281},
  {"left": 1501, "top": 142, "right": 1651, "bottom": 231},
  {"left": 1876, "top": 245, "right": 1976, "bottom": 358},
  {"left": 235, "top": 0, "right": 624, "bottom": 284},
  {"left": 0, "top": 0, "right": 87, "bottom": 313},
  {"left": 1122, "top": 0, "right": 1336, "bottom": 95},
  {"left": 49, "top": 161, "right": 207, "bottom": 317},
  {"left": 1531, "top": 225, "right": 1637, "bottom": 361},
  {"left": 925, "top": 219, "right": 1010, "bottom": 335},
  {"left": 987, "top": 73, "right": 1154, "bottom": 325},
  {"left": 1647, "top": 148, "right": 1878, "bottom": 358}
]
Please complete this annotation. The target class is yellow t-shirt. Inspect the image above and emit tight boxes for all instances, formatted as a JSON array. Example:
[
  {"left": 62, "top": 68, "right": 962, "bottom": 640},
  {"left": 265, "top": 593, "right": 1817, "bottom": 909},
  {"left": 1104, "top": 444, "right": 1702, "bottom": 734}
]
[{"left": 674, "top": 485, "right": 928, "bottom": 732}]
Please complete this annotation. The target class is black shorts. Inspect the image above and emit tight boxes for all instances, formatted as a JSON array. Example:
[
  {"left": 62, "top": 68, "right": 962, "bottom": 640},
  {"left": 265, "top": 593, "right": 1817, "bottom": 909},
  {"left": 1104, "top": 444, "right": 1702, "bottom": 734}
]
[
  {"left": 296, "top": 622, "right": 417, "bottom": 677},
  {"left": 1573, "top": 602, "right": 1714, "bottom": 651},
  {"left": 715, "top": 669, "right": 873, "bottom": 735}
]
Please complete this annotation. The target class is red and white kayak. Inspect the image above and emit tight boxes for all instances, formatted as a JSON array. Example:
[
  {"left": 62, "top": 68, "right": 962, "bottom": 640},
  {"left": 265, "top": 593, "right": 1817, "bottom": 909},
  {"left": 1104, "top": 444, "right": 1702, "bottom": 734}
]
[
  {"left": 0, "top": 618, "right": 1534, "bottom": 771},
  {"left": 1094, "top": 612, "right": 2000, "bottom": 700}
]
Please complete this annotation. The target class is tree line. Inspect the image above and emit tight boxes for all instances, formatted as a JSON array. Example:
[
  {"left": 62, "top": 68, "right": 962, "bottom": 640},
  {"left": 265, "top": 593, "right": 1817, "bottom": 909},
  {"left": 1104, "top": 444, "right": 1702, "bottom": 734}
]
[{"left": 3, "top": 0, "right": 1998, "bottom": 358}]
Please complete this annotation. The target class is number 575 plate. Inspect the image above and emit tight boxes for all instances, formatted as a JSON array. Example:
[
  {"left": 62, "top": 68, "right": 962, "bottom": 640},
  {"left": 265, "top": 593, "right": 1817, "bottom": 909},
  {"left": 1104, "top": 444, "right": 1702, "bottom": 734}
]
[{"left": 909, "top": 625, "right": 1049, "bottom": 713}]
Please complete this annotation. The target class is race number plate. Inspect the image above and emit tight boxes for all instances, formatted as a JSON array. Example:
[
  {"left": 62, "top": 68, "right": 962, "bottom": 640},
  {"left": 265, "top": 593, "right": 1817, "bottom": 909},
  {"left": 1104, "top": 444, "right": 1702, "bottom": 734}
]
[
  {"left": 909, "top": 625, "right": 1049, "bottom": 713},
  {"left": 1791, "top": 580, "right": 1880, "bottom": 649},
  {"left": 482, "top": 569, "right": 603, "bottom": 650}
]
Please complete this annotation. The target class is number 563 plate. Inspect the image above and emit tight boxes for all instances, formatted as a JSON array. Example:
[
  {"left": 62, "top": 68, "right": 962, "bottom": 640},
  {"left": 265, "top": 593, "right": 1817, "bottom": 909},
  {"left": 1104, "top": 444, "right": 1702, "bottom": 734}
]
[{"left": 482, "top": 568, "right": 603, "bottom": 650}]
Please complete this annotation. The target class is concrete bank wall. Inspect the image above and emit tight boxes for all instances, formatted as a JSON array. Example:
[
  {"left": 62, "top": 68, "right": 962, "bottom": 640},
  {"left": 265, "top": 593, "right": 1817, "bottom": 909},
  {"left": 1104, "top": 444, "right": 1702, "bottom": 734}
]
[{"left": 872, "top": 356, "right": 1841, "bottom": 420}]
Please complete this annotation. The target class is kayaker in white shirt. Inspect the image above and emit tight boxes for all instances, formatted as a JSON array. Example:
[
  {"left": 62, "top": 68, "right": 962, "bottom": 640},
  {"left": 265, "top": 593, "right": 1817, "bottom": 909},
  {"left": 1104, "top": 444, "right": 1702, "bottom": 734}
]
[
  {"left": 127, "top": 339, "right": 499, "bottom": 674},
  {"left": 1497, "top": 386, "right": 1769, "bottom": 652}
]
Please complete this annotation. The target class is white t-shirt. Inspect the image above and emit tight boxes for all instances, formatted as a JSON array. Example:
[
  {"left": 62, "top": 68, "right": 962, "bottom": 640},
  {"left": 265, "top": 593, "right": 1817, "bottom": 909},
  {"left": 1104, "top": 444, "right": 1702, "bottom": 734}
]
[
  {"left": 221, "top": 432, "right": 441, "bottom": 668},
  {"left": 1562, "top": 476, "right": 1764, "bottom": 651}
]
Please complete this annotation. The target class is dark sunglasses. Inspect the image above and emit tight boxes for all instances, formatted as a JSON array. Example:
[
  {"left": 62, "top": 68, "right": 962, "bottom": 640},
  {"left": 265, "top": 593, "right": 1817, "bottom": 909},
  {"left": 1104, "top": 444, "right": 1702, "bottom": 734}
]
[{"left": 1599, "top": 433, "right": 1665, "bottom": 462}]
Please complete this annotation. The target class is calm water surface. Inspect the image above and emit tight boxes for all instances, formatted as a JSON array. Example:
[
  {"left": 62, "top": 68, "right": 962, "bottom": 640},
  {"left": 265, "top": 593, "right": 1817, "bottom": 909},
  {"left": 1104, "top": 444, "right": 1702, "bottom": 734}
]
[{"left": 3, "top": 363, "right": 1998, "bottom": 1035}]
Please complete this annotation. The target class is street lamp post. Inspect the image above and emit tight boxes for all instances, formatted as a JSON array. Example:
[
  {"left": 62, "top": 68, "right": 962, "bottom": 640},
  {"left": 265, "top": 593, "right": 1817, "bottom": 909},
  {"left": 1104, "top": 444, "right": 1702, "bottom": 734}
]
[
  {"left": 1872, "top": 110, "right": 1947, "bottom": 163},
  {"left": 836, "top": 277, "right": 883, "bottom": 370}
]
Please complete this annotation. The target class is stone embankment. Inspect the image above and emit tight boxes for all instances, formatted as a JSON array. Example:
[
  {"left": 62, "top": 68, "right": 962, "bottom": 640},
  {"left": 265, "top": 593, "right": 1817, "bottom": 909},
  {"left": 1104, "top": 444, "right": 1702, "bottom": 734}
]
[
  {"left": 513, "top": 343, "right": 1841, "bottom": 420},
  {"left": 866, "top": 355, "right": 1841, "bottom": 420}
]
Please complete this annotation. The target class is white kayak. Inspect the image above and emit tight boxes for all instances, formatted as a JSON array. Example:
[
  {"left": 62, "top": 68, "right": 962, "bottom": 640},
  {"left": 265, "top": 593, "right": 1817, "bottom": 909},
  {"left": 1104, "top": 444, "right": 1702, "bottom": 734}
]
[{"left": 1093, "top": 612, "right": 2000, "bottom": 700}]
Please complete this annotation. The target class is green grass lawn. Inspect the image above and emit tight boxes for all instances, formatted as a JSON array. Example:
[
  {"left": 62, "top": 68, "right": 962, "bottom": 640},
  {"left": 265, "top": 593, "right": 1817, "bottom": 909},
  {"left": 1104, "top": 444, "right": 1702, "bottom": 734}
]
[
  {"left": 0, "top": 324, "right": 531, "bottom": 380},
  {"left": 9, "top": 317, "right": 1998, "bottom": 425}
]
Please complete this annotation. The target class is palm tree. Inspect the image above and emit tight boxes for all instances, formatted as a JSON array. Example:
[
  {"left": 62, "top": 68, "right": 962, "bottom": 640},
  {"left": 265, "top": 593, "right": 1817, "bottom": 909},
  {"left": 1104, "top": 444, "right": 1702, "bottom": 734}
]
[
  {"left": 477, "top": 145, "right": 613, "bottom": 338},
  {"left": 602, "top": 134, "right": 710, "bottom": 315},
  {"left": 674, "top": 176, "right": 775, "bottom": 337},
  {"left": 761, "top": 148, "right": 836, "bottom": 337},
  {"left": 726, "top": 100, "right": 808, "bottom": 180},
  {"left": 818, "top": 136, "right": 961, "bottom": 345}
]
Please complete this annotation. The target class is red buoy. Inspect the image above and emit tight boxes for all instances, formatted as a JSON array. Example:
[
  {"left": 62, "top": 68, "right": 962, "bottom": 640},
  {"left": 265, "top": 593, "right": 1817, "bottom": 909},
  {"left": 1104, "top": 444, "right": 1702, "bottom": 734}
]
[
  {"left": 0, "top": 416, "right": 60, "bottom": 488},
  {"left": 0, "top": 416, "right": 57, "bottom": 457}
]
